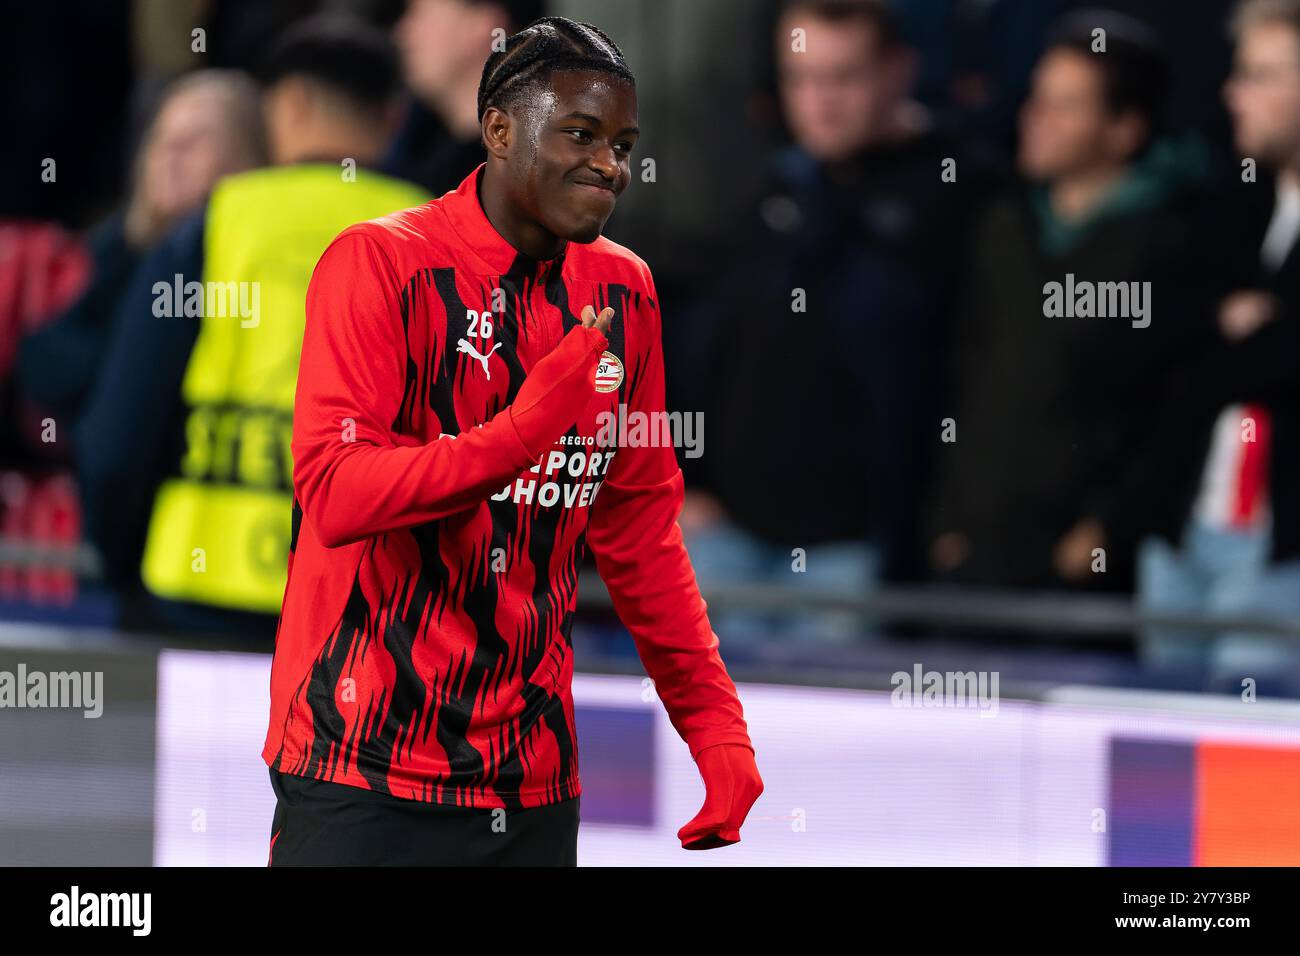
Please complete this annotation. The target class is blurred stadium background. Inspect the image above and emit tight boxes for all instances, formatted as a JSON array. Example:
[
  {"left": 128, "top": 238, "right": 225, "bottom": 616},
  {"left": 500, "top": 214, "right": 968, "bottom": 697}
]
[{"left": 3, "top": 0, "right": 1300, "bottom": 865}]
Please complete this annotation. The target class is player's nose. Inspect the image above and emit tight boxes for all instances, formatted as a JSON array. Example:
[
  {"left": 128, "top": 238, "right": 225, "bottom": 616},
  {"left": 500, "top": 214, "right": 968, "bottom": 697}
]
[{"left": 584, "top": 154, "right": 621, "bottom": 189}]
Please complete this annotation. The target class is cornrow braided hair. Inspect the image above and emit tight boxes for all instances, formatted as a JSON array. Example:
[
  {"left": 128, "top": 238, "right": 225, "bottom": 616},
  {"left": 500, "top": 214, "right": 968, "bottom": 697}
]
[{"left": 476, "top": 15, "right": 635, "bottom": 123}]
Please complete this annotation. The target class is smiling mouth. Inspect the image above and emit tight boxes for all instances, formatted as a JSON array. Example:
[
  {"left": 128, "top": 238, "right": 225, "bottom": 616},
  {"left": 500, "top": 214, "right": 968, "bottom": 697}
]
[{"left": 573, "top": 181, "right": 616, "bottom": 196}]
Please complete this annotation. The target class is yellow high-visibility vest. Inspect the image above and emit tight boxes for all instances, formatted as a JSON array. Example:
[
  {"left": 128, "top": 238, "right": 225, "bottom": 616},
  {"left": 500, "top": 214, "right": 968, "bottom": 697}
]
[{"left": 141, "top": 163, "right": 429, "bottom": 612}]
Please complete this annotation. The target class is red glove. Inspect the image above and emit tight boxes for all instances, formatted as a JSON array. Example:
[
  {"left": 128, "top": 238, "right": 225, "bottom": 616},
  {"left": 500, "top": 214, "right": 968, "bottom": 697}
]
[
  {"left": 678, "top": 742, "right": 764, "bottom": 850},
  {"left": 509, "top": 324, "right": 608, "bottom": 458}
]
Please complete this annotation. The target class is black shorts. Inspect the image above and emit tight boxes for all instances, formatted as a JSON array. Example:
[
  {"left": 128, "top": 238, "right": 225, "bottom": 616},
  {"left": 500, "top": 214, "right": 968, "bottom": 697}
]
[{"left": 267, "top": 768, "right": 580, "bottom": 866}]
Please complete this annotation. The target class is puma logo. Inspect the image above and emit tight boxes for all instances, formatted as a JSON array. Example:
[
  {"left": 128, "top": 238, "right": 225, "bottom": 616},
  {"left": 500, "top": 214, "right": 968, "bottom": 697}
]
[{"left": 457, "top": 338, "right": 503, "bottom": 380}]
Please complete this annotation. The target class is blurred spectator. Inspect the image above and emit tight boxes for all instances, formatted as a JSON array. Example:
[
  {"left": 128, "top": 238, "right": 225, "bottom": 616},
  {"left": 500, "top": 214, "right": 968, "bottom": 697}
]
[
  {"left": 925, "top": 10, "right": 1212, "bottom": 593},
  {"left": 123, "top": 71, "right": 268, "bottom": 248},
  {"left": 680, "top": 0, "right": 990, "bottom": 642},
  {"left": 387, "top": 0, "right": 544, "bottom": 194},
  {"left": 19, "top": 71, "right": 266, "bottom": 423},
  {"left": 1135, "top": 0, "right": 1300, "bottom": 693},
  {"left": 900, "top": 0, "right": 1239, "bottom": 167},
  {"left": 73, "top": 15, "right": 428, "bottom": 637}
]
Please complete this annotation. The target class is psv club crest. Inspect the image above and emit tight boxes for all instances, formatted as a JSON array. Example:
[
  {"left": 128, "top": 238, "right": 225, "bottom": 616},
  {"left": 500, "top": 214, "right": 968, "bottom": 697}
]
[{"left": 594, "top": 351, "right": 624, "bottom": 393}]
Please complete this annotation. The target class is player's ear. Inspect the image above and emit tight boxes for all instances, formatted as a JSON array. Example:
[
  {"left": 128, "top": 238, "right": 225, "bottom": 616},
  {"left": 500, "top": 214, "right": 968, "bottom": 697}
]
[{"left": 482, "top": 106, "right": 512, "bottom": 160}]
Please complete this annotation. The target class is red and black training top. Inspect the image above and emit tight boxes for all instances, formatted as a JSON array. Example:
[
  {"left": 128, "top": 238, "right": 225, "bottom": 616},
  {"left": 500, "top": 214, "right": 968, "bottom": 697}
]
[{"left": 263, "top": 163, "right": 753, "bottom": 809}]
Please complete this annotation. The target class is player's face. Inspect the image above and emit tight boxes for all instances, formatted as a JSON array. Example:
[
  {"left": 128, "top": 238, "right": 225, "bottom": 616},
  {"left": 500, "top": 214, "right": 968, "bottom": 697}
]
[{"left": 512, "top": 70, "right": 638, "bottom": 244}]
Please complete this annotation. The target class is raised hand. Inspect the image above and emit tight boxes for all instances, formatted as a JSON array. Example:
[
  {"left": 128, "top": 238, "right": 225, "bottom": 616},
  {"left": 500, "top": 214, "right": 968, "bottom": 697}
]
[{"left": 508, "top": 305, "right": 613, "bottom": 458}]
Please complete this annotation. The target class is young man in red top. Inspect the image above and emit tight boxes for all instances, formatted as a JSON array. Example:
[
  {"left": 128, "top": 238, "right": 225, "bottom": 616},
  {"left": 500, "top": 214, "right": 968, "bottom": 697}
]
[{"left": 264, "top": 15, "right": 763, "bottom": 865}]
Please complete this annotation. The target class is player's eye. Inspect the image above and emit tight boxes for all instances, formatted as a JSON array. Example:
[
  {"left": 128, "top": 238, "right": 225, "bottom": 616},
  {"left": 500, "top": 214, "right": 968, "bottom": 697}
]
[{"left": 566, "top": 129, "right": 593, "bottom": 144}]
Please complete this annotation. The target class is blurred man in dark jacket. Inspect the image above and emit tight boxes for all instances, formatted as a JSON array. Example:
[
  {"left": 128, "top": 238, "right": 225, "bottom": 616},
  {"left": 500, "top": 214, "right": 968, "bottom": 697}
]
[
  {"left": 925, "top": 11, "right": 1213, "bottom": 593},
  {"left": 386, "top": 0, "right": 542, "bottom": 195},
  {"left": 1135, "top": 0, "right": 1300, "bottom": 694},
  {"left": 681, "top": 0, "right": 989, "bottom": 642}
]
